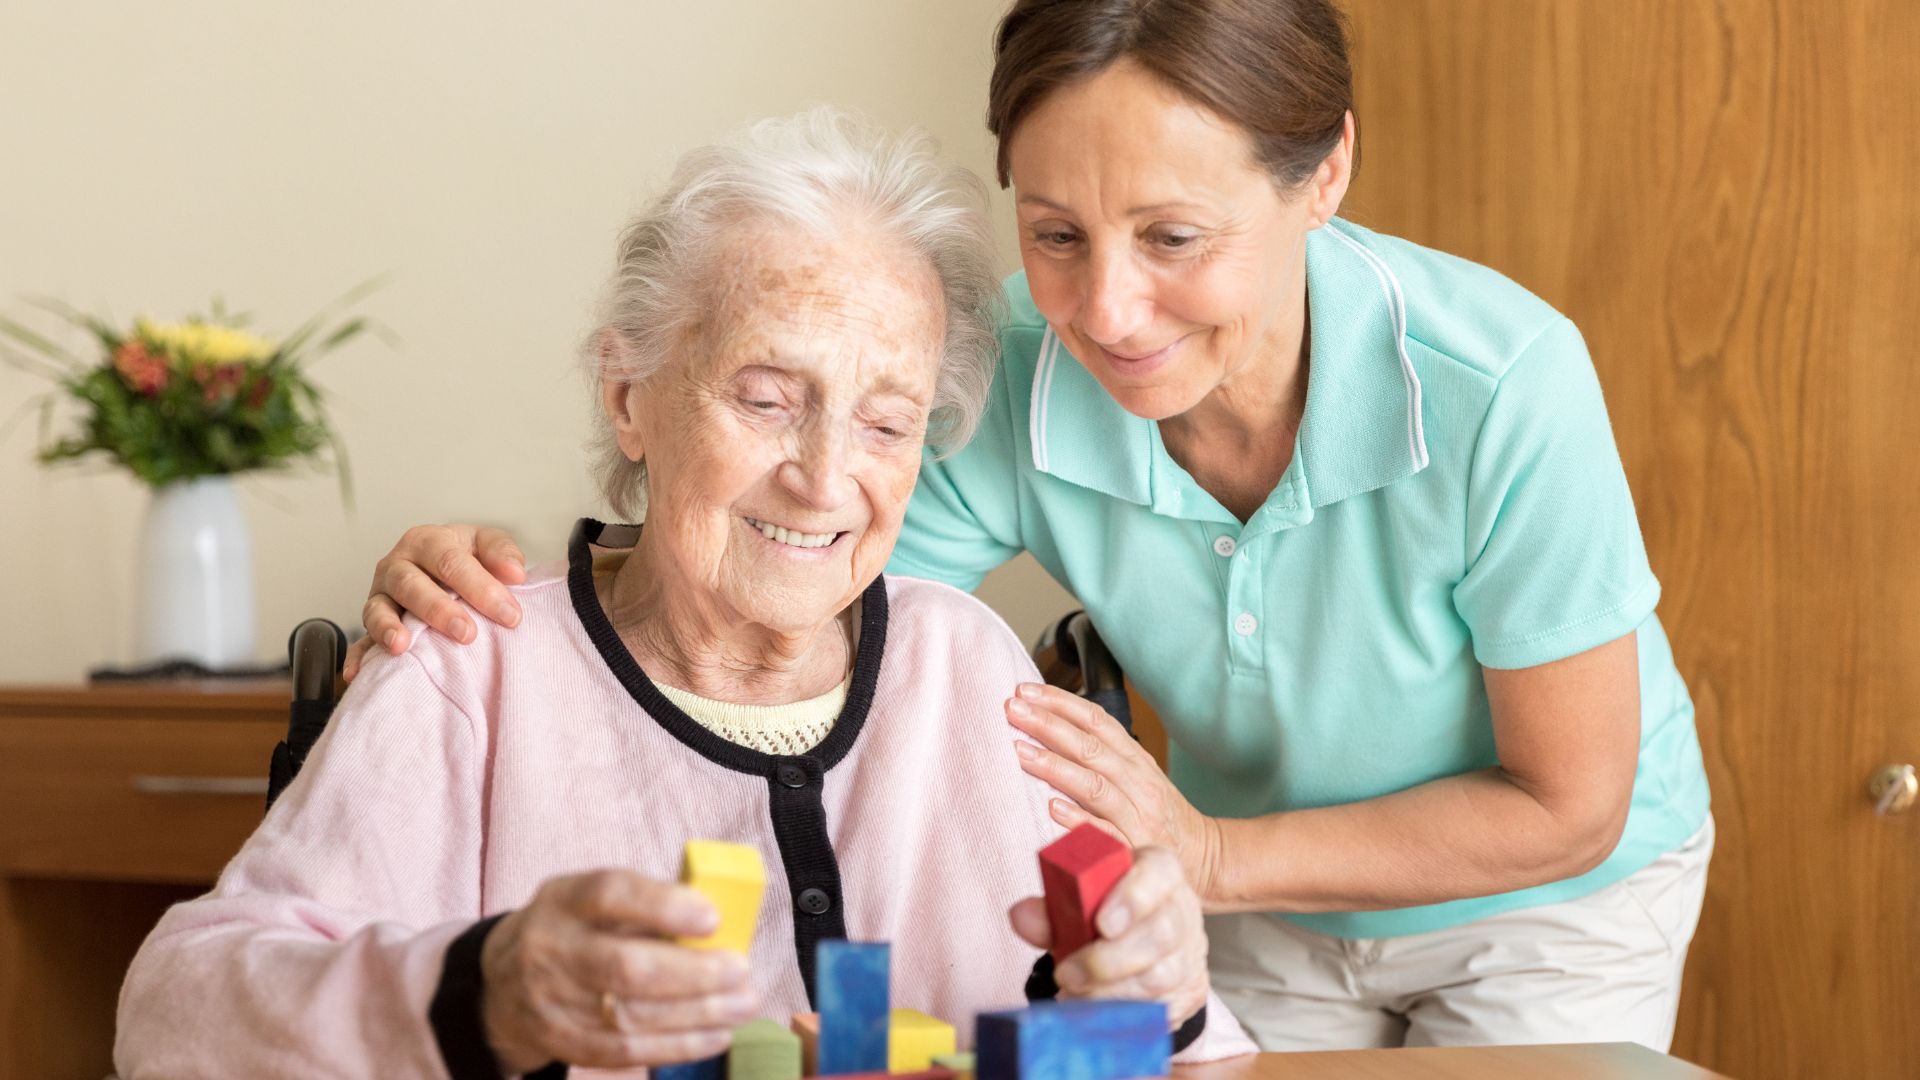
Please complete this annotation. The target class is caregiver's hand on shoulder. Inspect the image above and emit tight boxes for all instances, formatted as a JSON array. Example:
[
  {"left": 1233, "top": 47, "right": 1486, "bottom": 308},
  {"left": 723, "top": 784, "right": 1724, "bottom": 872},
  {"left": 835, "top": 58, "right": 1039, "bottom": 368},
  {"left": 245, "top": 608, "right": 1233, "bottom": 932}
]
[
  {"left": 1009, "top": 846, "right": 1210, "bottom": 1028},
  {"left": 342, "top": 523, "right": 528, "bottom": 682},
  {"left": 480, "top": 869, "right": 758, "bottom": 1074},
  {"left": 1008, "top": 683, "right": 1225, "bottom": 904}
]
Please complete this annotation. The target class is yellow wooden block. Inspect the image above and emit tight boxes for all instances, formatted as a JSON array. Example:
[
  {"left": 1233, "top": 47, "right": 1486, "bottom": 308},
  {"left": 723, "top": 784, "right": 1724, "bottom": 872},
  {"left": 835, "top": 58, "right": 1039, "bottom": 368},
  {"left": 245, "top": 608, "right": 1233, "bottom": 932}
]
[
  {"left": 889, "top": 1008, "right": 956, "bottom": 1073},
  {"left": 677, "top": 840, "right": 765, "bottom": 954}
]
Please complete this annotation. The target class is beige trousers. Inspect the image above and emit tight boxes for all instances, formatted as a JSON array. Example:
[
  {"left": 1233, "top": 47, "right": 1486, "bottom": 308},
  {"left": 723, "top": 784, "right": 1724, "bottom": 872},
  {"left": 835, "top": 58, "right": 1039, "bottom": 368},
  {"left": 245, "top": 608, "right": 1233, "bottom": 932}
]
[{"left": 1205, "top": 817, "right": 1714, "bottom": 1052}]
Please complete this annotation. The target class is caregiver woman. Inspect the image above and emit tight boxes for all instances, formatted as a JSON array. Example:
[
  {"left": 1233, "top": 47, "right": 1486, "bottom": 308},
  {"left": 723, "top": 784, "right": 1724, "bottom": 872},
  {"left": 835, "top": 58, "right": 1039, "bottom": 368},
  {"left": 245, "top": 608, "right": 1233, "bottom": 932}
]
[{"left": 355, "top": 0, "right": 1712, "bottom": 1052}]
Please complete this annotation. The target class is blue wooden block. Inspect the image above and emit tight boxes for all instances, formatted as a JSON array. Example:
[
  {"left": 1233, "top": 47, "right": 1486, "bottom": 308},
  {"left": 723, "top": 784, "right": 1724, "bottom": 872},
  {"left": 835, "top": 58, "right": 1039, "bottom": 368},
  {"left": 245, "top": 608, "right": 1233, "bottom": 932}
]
[
  {"left": 816, "top": 940, "right": 890, "bottom": 1075},
  {"left": 654, "top": 1052, "right": 726, "bottom": 1080},
  {"left": 975, "top": 1000, "right": 1171, "bottom": 1080}
]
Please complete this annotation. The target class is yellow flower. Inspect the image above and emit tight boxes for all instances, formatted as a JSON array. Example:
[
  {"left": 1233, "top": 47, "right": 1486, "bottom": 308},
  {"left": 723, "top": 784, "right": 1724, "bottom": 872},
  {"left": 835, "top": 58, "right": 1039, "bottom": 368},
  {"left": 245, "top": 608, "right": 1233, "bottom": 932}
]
[{"left": 136, "top": 318, "right": 276, "bottom": 366}]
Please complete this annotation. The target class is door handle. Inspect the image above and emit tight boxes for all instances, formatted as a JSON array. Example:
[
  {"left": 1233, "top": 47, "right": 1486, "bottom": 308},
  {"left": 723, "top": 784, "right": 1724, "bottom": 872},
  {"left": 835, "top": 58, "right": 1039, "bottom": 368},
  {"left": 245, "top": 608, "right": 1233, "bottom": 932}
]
[
  {"left": 1868, "top": 764, "right": 1917, "bottom": 815},
  {"left": 132, "top": 775, "right": 271, "bottom": 796}
]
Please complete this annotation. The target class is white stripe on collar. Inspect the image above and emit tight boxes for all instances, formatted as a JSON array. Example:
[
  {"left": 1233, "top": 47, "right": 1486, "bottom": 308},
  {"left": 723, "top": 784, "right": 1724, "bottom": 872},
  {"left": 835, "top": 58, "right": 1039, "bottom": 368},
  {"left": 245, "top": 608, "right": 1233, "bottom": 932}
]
[
  {"left": 1322, "top": 224, "right": 1430, "bottom": 472},
  {"left": 1030, "top": 327, "right": 1061, "bottom": 473}
]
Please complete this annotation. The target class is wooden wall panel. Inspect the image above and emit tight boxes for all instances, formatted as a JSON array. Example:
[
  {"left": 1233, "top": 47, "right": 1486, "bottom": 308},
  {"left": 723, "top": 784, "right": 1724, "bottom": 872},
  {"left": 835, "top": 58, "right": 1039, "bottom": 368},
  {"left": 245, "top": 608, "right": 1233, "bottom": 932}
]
[{"left": 1341, "top": 2, "right": 1920, "bottom": 1075}]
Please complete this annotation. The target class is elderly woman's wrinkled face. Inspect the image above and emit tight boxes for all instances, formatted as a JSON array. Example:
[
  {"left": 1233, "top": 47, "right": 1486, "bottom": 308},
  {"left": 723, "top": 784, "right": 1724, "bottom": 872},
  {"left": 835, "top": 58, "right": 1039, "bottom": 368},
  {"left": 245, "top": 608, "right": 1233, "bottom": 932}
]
[{"left": 604, "top": 219, "right": 946, "bottom": 634}]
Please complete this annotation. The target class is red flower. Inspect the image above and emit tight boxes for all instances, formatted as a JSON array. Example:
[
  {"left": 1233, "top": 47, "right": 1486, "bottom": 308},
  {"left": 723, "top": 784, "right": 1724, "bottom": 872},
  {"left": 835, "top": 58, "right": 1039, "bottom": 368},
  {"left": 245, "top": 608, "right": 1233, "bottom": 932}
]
[
  {"left": 113, "top": 341, "right": 170, "bottom": 396},
  {"left": 196, "top": 361, "right": 249, "bottom": 404}
]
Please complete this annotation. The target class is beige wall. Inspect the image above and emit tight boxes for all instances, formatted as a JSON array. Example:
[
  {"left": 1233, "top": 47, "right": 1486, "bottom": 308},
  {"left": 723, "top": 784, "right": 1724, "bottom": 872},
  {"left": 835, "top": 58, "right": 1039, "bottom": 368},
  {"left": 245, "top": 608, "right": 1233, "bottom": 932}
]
[{"left": 0, "top": 0, "right": 1074, "bottom": 682}]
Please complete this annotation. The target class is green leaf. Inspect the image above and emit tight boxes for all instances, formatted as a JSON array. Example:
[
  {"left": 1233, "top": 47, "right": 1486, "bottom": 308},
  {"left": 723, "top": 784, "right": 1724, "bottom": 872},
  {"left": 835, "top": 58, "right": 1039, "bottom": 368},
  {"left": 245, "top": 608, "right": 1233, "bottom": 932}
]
[
  {"left": 276, "top": 274, "right": 389, "bottom": 360},
  {"left": 20, "top": 297, "right": 121, "bottom": 354},
  {"left": 0, "top": 343, "right": 71, "bottom": 381},
  {"left": 0, "top": 314, "right": 78, "bottom": 364},
  {"left": 0, "top": 389, "right": 51, "bottom": 446},
  {"left": 314, "top": 316, "right": 369, "bottom": 354}
]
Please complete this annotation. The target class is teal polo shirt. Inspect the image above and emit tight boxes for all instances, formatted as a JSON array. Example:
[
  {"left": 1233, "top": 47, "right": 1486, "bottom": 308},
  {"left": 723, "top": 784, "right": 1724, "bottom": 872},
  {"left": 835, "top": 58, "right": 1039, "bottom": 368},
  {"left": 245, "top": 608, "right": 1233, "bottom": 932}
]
[{"left": 887, "top": 218, "right": 1710, "bottom": 938}]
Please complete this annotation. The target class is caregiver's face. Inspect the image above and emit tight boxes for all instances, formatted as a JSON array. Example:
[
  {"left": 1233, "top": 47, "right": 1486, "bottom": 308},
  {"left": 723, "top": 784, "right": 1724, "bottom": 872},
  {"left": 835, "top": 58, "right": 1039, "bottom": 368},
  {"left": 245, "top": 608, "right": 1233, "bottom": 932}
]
[
  {"left": 1007, "top": 59, "right": 1322, "bottom": 421},
  {"left": 610, "top": 219, "right": 945, "bottom": 633}
]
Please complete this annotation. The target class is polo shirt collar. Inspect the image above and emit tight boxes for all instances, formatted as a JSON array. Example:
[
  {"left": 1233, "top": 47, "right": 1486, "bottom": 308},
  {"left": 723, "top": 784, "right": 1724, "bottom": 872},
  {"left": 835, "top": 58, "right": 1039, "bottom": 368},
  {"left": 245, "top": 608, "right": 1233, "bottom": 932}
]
[
  {"left": 1297, "top": 220, "right": 1431, "bottom": 506},
  {"left": 1025, "top": 326, "right": 1157, "bottom": 506},
  {"left": 1025, "top": 217, "right": 1430, "bottom": 515}
]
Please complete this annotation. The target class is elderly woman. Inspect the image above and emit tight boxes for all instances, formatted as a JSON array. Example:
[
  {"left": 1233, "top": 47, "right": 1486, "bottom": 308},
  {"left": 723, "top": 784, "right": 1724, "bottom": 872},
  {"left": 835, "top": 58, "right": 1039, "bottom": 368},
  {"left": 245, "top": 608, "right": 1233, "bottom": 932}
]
[
  {"left": 359, "top": 0, "right": 1713, "bottom": 1056},
  {"left": 113, "top": 109, "right": 1254, "bottom": 1079}
]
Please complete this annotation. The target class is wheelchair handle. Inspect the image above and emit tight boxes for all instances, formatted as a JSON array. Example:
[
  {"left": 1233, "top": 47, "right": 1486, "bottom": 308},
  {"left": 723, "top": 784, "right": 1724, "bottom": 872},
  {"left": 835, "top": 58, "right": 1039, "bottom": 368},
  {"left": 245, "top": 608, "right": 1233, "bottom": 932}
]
[
  {"left": 1053, "top": 611, "right": 1133, "bottom": 736},
  {"left": 270, "top": 617, "right": 349, "bottom": 812},
  {"left": 288, "top": 618, "right": 347, "bottom": 703}
]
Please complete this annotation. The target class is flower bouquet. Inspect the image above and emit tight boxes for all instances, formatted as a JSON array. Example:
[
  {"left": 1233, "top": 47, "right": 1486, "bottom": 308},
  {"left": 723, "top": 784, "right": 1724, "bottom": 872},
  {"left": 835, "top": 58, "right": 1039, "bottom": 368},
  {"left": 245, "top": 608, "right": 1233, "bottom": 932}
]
[
  {"left": 2, "top": 288, "right": 381, "bottom": 667},
  {"left": 2, "top": 292, "right": 373, "bottom": 489}
]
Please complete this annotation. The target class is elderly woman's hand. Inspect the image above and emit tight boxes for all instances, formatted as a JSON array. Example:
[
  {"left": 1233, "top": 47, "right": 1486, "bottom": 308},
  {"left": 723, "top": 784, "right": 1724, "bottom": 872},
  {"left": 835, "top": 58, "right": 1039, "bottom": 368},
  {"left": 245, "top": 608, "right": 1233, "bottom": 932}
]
[
  {"left": 1007, "top": 683, "right": 1224, "bottom": 904},
  {"left": 480, "top": 870, "right": 758, "bottom": 1074},
  {"left": 343, "top": 523, "right": 528, "bottom": 682},
  {"left": 1009, "top": 846, "right": 1210, "bottom": 1028}
]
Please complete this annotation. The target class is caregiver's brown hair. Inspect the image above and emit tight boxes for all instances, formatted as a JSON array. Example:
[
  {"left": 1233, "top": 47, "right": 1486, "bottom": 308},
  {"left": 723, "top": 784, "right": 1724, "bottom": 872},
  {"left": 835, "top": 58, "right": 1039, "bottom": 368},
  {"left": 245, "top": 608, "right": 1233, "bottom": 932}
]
[{"left": 987, "top": 0, "right": 1355, "bottom": 189}]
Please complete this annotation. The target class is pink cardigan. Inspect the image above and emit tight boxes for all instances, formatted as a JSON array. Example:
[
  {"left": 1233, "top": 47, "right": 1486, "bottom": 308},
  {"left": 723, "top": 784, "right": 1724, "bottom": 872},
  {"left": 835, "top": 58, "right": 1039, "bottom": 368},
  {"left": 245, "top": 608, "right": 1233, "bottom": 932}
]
[{"left": 115, "top": 522, "right": 1254, "bottom": 1078}]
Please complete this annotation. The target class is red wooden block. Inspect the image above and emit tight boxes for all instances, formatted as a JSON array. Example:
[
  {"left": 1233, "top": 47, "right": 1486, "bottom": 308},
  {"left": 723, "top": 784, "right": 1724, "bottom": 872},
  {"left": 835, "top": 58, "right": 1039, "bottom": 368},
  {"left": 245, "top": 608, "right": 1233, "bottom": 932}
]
[
  {"left": 791, "top": 1011, "right": 820, "bottom": 1076},
  {"left": 1038, "top": 823, "right": 1132, "bottom": 960}
]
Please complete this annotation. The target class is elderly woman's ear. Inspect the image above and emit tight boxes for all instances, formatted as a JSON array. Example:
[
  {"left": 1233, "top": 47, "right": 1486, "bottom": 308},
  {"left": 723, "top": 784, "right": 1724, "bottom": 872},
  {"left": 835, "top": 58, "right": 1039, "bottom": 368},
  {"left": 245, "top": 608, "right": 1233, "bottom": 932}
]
[{"left": 598, "top": 331, "right": 647, "bottom": 464}]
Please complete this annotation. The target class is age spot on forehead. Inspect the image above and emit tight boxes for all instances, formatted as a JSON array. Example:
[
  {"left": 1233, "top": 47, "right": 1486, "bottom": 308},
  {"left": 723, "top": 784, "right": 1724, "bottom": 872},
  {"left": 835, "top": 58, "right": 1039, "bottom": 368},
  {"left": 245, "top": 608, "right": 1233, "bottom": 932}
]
[{"left": 708, "top": 228, "right": 946, "bottom": 365}]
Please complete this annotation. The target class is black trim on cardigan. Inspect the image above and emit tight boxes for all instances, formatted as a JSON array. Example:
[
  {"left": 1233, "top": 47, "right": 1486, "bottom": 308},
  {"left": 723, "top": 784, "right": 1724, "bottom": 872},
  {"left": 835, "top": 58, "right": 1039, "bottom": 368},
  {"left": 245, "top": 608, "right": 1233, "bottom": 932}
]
[
  {"left": 1024, "top": 951, "right": 1058, "bottom": 1002},
  {"left": 566, "top": 519, "right": 887, "bottom": 776},
  {"left": 1172, "top": 1004, "right": 1209, "bottom": 1054},
  {"left": 565, "top": 518, "right": 887, "bottom": 1007},
  {"left": 431, "top": 913, "right": 552, "bottom": 1080},
  {"left": 766, "top": 754, "right": 847, "bottom": 1003},
  {"left": 1024, "top": 952, "right": 1209, "bottom": 1054}
]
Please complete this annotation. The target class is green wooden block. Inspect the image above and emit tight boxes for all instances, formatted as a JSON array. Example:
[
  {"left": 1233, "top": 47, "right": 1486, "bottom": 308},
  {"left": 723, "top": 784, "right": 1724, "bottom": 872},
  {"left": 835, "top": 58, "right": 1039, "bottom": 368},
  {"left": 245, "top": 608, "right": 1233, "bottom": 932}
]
[
  {"left": 729, "top": 1018, "right": 803, "bottom": 1080},
  {"left": 933, "top": 1051, "right": 976, "bottom": 1078}
]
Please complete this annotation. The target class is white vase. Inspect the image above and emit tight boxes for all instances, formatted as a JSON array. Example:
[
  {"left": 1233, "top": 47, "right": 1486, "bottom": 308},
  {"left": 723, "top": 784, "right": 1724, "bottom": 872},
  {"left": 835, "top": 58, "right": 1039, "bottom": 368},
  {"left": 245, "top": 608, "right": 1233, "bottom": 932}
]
[{"left": 136, "top": 475, "right": 257, "bottom": 667}]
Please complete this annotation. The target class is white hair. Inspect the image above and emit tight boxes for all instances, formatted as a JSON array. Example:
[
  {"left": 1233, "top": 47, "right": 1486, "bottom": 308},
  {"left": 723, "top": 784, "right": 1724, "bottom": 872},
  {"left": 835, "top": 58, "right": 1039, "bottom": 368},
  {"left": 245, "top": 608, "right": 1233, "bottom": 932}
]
[{"left": 585, "top": 106, "right": 1006, "bottom": 519}]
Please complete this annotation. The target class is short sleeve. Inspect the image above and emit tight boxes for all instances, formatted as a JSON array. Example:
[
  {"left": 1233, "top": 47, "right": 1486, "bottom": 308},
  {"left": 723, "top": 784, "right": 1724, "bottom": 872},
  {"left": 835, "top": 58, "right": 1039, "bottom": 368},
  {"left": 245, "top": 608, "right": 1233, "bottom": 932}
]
[
  {"left": 1453, "top": 317, "right": 1661, "bottom": 669},
  {"left": 888, "top": 349, "right": 1028, "bottom": 590}
]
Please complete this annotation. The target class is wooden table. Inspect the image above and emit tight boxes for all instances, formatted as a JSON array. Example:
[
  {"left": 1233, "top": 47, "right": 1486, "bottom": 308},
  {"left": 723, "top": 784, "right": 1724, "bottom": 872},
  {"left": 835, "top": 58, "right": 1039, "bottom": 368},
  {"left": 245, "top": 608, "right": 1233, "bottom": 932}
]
[
  {"left": 0, "top": 681, "right": 288, "bottom": 1080},
  {"left": 1182, "top": 1045, "right": 1730, "bottom": 1078}
]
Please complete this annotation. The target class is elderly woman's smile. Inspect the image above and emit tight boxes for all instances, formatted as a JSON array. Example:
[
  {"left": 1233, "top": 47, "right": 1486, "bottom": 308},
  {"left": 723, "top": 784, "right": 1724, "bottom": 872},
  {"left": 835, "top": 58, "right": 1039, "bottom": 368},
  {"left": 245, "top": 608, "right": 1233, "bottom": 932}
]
[{"left": 742, "top": 518, "right": 840, "bottom": 549}]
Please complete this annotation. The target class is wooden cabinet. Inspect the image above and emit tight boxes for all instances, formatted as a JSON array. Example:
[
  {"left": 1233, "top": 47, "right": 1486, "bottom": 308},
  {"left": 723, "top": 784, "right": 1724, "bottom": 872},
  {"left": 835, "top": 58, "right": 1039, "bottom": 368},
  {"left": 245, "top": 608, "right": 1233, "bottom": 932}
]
[{"left": 0, "top": 683, "right": 286, "bottom": 1080}]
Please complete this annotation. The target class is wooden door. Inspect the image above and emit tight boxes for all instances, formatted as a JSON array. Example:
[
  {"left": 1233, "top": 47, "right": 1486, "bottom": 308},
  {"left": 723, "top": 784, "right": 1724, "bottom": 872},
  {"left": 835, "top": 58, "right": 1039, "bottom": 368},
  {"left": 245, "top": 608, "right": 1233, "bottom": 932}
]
[{"left": 1340, "top": 2, "right": 1920, "bottom": 1076}]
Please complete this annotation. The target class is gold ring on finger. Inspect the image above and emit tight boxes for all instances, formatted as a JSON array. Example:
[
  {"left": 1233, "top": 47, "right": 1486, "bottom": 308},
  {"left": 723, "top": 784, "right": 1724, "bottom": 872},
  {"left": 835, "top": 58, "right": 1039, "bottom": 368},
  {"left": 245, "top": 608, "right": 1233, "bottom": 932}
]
[{"left": 600, "top": 990, "right": 623, "bottom": 1030}]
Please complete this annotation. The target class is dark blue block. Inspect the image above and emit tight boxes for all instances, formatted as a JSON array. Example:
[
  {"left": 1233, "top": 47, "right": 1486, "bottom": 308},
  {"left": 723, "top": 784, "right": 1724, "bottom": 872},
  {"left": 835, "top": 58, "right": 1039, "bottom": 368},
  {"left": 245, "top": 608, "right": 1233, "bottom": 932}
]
[
  {"left": 654, "top": 1052, "right": 725, "bottom": 1080},
  {"left": 975, "top": 1000, "right": 1171, "bottom": 1080},
  {"left": 816, "top": 939, "right": 890, "bottom": 1075}
]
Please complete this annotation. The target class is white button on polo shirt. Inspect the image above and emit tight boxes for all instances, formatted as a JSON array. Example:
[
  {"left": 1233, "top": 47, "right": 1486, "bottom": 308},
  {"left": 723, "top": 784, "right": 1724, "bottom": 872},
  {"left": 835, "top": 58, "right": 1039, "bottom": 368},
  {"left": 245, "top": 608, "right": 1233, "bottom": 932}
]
[
  {"left": 1234, "top": 612, "right": 1258, "bottom": 636},
  {"left": 1213, "top": 535, "right": 1237, "bottom": 557}
]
